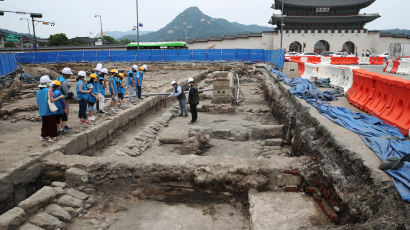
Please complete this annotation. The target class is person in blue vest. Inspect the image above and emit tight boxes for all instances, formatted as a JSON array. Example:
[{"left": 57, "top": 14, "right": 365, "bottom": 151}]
[
  {"left": 56, "top": 67, "right": 74, "bottom": 132},
  {"left": 94, "top": 64, "right": 102, "bottom": 112},
  {"left": 97, "top": 68, "right": 108, "bottom": 113},
  {"left": 117, "top": 73, "right": 126, "bottom": 108},
  {"left": 76, "top": 71, "right": 92, "bottom": 125},
  {"left": 127, "top": 65, "right": 138, "bottom": 105},
  {"left": 51, "top": 80, "right": 69, "bottom": 135},
  {"left": 168, "top": 80, "right": 188, "bottom": 117},
  {"left": 87, "top": 73, "right": 99, "bottom": 121},
  {"left": 108, "top": 69, "right": 119, "bottom": 111},
  {"left": 36, "top": 75, "right": 64, "bottom": 142},
  {"left": 135, "top": 66, "right": 145, "bottom": 100}
]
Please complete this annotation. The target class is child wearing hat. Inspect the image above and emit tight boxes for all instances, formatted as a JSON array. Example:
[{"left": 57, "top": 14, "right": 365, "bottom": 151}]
[
  {"left": 87, "top": 74, "right": 99, "bottom": 121},
  {"left": 108, "top": 69, "right": 119, "bottom": 111},
  {"left": 76, "top": 71, "right": 92, "bottom": 125},
  {"left": 52, "top": 80, "right": 69, "bottom": 135},
  {"left": 117, "top": 73, "right": 126, "bottom": 108}
]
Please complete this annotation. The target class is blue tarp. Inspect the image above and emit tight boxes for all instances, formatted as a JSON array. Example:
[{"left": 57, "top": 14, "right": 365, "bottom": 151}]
[
  {"left": 271, "top": 68, "right": 410, "bottom": 202},
  {"left": 0, "top": 53, "right": 18, "bottom": 76}
]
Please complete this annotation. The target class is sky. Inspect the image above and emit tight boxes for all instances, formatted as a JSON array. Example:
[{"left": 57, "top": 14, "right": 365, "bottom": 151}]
[{"left": 0, "top": 0, "right": 408, "bottom": 38}]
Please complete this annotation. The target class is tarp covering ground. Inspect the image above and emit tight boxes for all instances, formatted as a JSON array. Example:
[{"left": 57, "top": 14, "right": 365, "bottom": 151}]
[{"left": 270, "top": 68, "right": 410, "bottom": 202}]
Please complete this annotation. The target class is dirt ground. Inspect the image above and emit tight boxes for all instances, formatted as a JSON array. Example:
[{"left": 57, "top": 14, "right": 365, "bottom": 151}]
[{"left": 0, "top": 63, "right": 209, "bottom": 173}]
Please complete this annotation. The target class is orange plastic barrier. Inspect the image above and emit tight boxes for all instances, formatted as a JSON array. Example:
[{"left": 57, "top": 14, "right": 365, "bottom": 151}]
[
  {"left": 290, "top": 56, "right": 301, "bottom": 62},
  {"left": 390, "top": 60, "right": 400, "bottom": 74},
  {"left": 347, "top": 69, "right": 375, "bottom": 109},
  {"left": 296, "top": 61, "right": 305, "bottom": 77},
  {"left": 347, "top": 69, "right": 410, "bottom": 136},
  {"left": 369, "top": 57, "right": 384, "bottom": 65},
  {"left": 330, "top": 57, "right": 359, "bottom": 65},
  {"left": 383, "top": 61, "right": 389, "bottom": 72},
  {"left": 307, "top": 56, "right": 321, "bottom": 64}
]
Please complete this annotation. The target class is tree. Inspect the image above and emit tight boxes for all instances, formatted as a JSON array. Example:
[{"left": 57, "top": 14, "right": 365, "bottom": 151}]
[
  {"left": 5, "top": 42, "right": 16, "bottom": 48},
  {"left": 48, "top": 33, "right": 69, "bottom": 46},
  {"left": 119, "top": 38, "right": 131, "bottom": 45}
]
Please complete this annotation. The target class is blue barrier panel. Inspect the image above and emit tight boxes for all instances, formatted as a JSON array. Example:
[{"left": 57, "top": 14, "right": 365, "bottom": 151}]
[
  {"left": 221, "top": 49, "right": 236, "bottom": 61},
  {"left": 71, "top": 51, "right": 84, "bottom": 62},
  {"left": 263, "top": 50, "right": 271, "bottom": 63},
  {"left": 270, "top": 50, "right": 285, "bottom": 68},
  {"left": 164, "top": 50, "right": 178, "bottom": 62},
  {"left": 59, "top": 51, "right": 72, "bottom": 63},
  {"left": 34, "top": 52, "right": 47, "bottom": 63},
  {"left": 136, "top": 50, "right": 150, "bottom": 62},
  {"left": 236, "top": 49, "right": 250, "bottom": 61},
  {"left": 0, "top": 53, "right": 18, "bottom": 76},
  {"left": 46, "top": 52, "right": 59, "bottom": 63},
  {"left": 207, "top": 49, "right": 222, "bottom": 61},
  {"left": 192, "top": 49, "right": 206, "bottom": 61},
  {"left": 84, "top": 51, "right": 98, "bottom": 62},
  {"left": 150, "top": 50, "right": 164, "bottom": 62},
  {"left": 124, "top": 50, "right": 137, "bottom": 62},
  {"left": 23, "top": 53, "right": 35, "bottom": 64},
  {"left": 250, "top": 49, "right": 265, "bottom": 62},
  {"left": 110, "top": 51, "right": 125, "bottom": 62},
  {"left": 177, "top": 49, "right": 191, "bottom": 61},
  {"left": 96, "top": 51, "right": 109, "bottom": 62}
]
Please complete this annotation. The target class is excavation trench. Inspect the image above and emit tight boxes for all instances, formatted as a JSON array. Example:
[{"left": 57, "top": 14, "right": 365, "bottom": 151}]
[{"left": 2, "top": 63, "right": 403, "bottom": 230}]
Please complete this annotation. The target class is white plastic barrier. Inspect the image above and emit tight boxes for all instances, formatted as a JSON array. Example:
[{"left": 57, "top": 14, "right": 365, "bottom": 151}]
[
  {"left": 300, "top": 56, "right": 308, "bottom": 63},
  {"left": 301, "top": 63, "right": 319, "bottom": 80},
  {"left": 317, "top": 64, "right": 356, "bottom": 93},
  {"left": 397, "top": 60, "right": 410, "bottom": 75},
  {"left": 358, "top": 57, "right": 371, "bottom": 65}
]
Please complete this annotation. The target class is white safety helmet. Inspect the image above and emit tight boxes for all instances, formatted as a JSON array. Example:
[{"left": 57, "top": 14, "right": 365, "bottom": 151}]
[
  {"left": 142, "top": 64, "right": 147, "bottom": 70},
  {"left": 101, "top": 68, "right": 109, "bottom": 74},
  {"left": 78, "top": 71, "right": 87, "bottom": 77},
  {"left": 188, "top": 77, "right": 194, "bottom": 83},
  {"left": 132, "top": 65, "right": 139, "bottom": 71},
  {"left": 95, "top": 65, "right": 103, "bottom": 72},
  {"left": 39, "top": 75, "right": 51, "bottom": 87},
  {"left": 62, "top": 67, "right": 73, "bottom": 75},
  {"left": 96, "top": 63, "right": 103, "bottom": 68},
  {"left": 171, "top": 80, "right": 177, "bottom": 86}
]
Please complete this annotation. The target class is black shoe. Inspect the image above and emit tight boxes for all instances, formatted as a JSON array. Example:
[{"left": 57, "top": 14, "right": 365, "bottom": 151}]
[
  {"left": 64, "top": 125, "right": 72, "bottom": 131},
  {"left": 178, "top": 114, "right": 183, "bottom": 117},
  {"left": 184, "top": 114, "right": 188, "bottom": 117}
]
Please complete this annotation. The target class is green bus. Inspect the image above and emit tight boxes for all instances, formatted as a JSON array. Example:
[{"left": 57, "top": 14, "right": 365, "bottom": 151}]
[{"left": 127, "top": 42, "right": 187, "bottom": 50}]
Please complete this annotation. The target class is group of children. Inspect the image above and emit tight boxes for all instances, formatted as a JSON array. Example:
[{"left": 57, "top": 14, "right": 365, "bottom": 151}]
[{"left": 36, "top": 63, "right": 147, "bottom": 141}]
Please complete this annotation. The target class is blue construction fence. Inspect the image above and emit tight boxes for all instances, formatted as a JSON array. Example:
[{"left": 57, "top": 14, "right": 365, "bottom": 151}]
[
  {"left": 0, "top": 53, "right": 18, "bottom": 77},
  {"left": 14, "top": 49, "right": 285, "bottom": 68}
]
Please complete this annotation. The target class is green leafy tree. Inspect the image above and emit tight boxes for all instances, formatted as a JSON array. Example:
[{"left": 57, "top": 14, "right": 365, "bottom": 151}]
[
  {"left": 5, "top": 42, "right": 16, "bottom": 48},
  {"left": 48, "top": 33, "right": 69, "bottom": 46},
  {"left": 119, "top": 38, "right": 131, "bottom": 45}
]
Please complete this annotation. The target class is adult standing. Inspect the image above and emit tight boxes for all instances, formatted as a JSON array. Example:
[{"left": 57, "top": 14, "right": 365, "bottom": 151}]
[
  {"left": 97, "top": 68, "right": 108, "bottom": 113},
  {"left": 187, "top": 77, "right": 200, "bottom": 123},
  {"left": 76, "top": 71, "right": 92, "bottom": 124},
  {"left": 135, "top": 66, "right": 144, "bottom": 100},
  {"left": 94, "top": 64, "right": 103, "bottom": 112},
  {"left": 56, "top": 67, "right": 74, "bottom": 132},
  {"left": 36, "top": 76, "right": 63, "bottom": 142},
  {"left": 127, "top": 65, "right": 138, "bottom": 104},
  {"left": 168, "top": 81, "right": 187, "bottom": 117}
]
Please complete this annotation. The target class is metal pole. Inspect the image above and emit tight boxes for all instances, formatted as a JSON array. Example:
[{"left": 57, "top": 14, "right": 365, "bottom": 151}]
[
  {"left": 31, "top": 17, "right": 37, "bottom": 51},
  {"left": 280, "top": 0, "right": 284, "bottom": 50},
  {"left": 136, "top": 0, "right": 140, "bottom": 51},
  {"left": 99, "top": 16, "right": 103, "bottom": 46}
]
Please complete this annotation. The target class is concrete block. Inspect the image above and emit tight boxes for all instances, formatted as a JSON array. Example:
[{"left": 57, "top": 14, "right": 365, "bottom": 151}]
[
  {"left": 18, "top": 186, "right": 56, "bottom": 215},
  {"left": 283, "top": 62, "right": 299, "bottom": 78},
  {"left": 65, "top": 168, "right": 89, "bottom": 185},
  {"left": 251, "top": 125, "right": 283, "bottom": 139},
  {"left": 0, "top": 207, "right": 25, "bottom": 230}
]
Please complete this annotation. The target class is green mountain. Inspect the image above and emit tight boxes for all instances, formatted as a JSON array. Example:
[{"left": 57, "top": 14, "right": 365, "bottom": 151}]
[
  {"left": 379, "top": 29, "right": 410, "bottom": 36},
  {"left": 139, "top": 7, "right": 272, "bottom": 42}
]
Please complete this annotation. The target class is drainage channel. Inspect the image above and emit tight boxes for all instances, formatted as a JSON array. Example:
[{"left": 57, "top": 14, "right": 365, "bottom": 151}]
[{"left": 1, "top": 65, "right": 342, "bottom": 230}]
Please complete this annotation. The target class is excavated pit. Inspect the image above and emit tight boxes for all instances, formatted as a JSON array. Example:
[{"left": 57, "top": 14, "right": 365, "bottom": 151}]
[{"left": 0, "top": 63, "right": 406, "bottom": 230}]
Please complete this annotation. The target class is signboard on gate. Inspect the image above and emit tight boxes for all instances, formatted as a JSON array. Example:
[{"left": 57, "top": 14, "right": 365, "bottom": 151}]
[{"left": 5, "top": 34, "right": 19, "bottom": 43}]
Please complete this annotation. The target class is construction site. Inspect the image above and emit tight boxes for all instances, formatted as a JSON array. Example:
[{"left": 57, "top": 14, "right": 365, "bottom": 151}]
[{"left": 0, "top": 58, "right": 408, "bottom": 230}]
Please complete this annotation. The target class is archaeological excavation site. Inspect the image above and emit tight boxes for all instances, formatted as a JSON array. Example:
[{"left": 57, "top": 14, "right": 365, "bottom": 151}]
[{"left": 0, "top": 62, "right": 408, "bottom": 230}]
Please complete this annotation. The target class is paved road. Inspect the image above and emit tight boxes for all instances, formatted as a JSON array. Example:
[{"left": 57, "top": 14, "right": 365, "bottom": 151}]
[{"left": 355, "top": 65, "right": 410, "bottom": 81}]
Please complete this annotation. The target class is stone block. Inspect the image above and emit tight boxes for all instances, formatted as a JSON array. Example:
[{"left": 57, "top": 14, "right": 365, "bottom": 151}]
[
  {"left": 8, "top": 158, "right": 39, "bottom": 185},
  {"left": 94, "top": 123, "right": 108, "bottom": 143},
  {"left": 29, "top": 212, "right": 64, "bottom": 230},
  {"left": 231, "top": 128, "right": 250, "bottom": 141},
  {"left": 0, "top": 207, "right": 25, "bottom": 230},
  {"left": 264, "top": 138, "right": 282, "bottom": 146},
  {"left": 65, "top": 188, "right": 88, "bottom": 201},
  {"left": 18, "top": 186, "right": 56, "bottom": 215},
  {"left": 118, "top": 112, "right": 129, "bottom": 128},
  {"left": 13, "top": 187, "right": 27, "bottom": 205},
  {"left": 0, "top": 174, "right": 13, "bottom": 202},
  {"left": 277, "top": 175, "right": 302, "bottom": 187},
  {"left": 251, "top": 125, "right": 283, "bottom": 139},
  {"left": 45, "top": 204, "right": 71, "bottom": 222},
  {"left": 65, "top": 168, "right": 89, "bottom": 185},
  {"left": 18, "top": 223, "right": 44, "bottom": 230},
  {"left": 212, "top": 129, "right": 231, "bottom": 139},
  {"left": 57, "top": 195, "right": 82, "bottom": 208},
  {"left": 64, "top": 133, "right": 87, "bottom": 155},
  {"left": 51, "top": 181, "right": 66, "bottom": 188}
]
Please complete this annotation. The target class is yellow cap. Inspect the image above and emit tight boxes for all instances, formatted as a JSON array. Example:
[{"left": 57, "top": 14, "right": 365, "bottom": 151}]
[
  {"left": 109, "top": 69, "right": 118, "bottom": 73},
  {"left": 53, "top": 80, "right": 61, "bottom": 86},
  {"left": 139, "top": 67, "right": 145, "bottom": 71},
  {"left": 90, "top": 73, "right": 97, "bottom": 79},
  {"left": 118, "top": 73, "right": 124, "bottom": 78}
]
